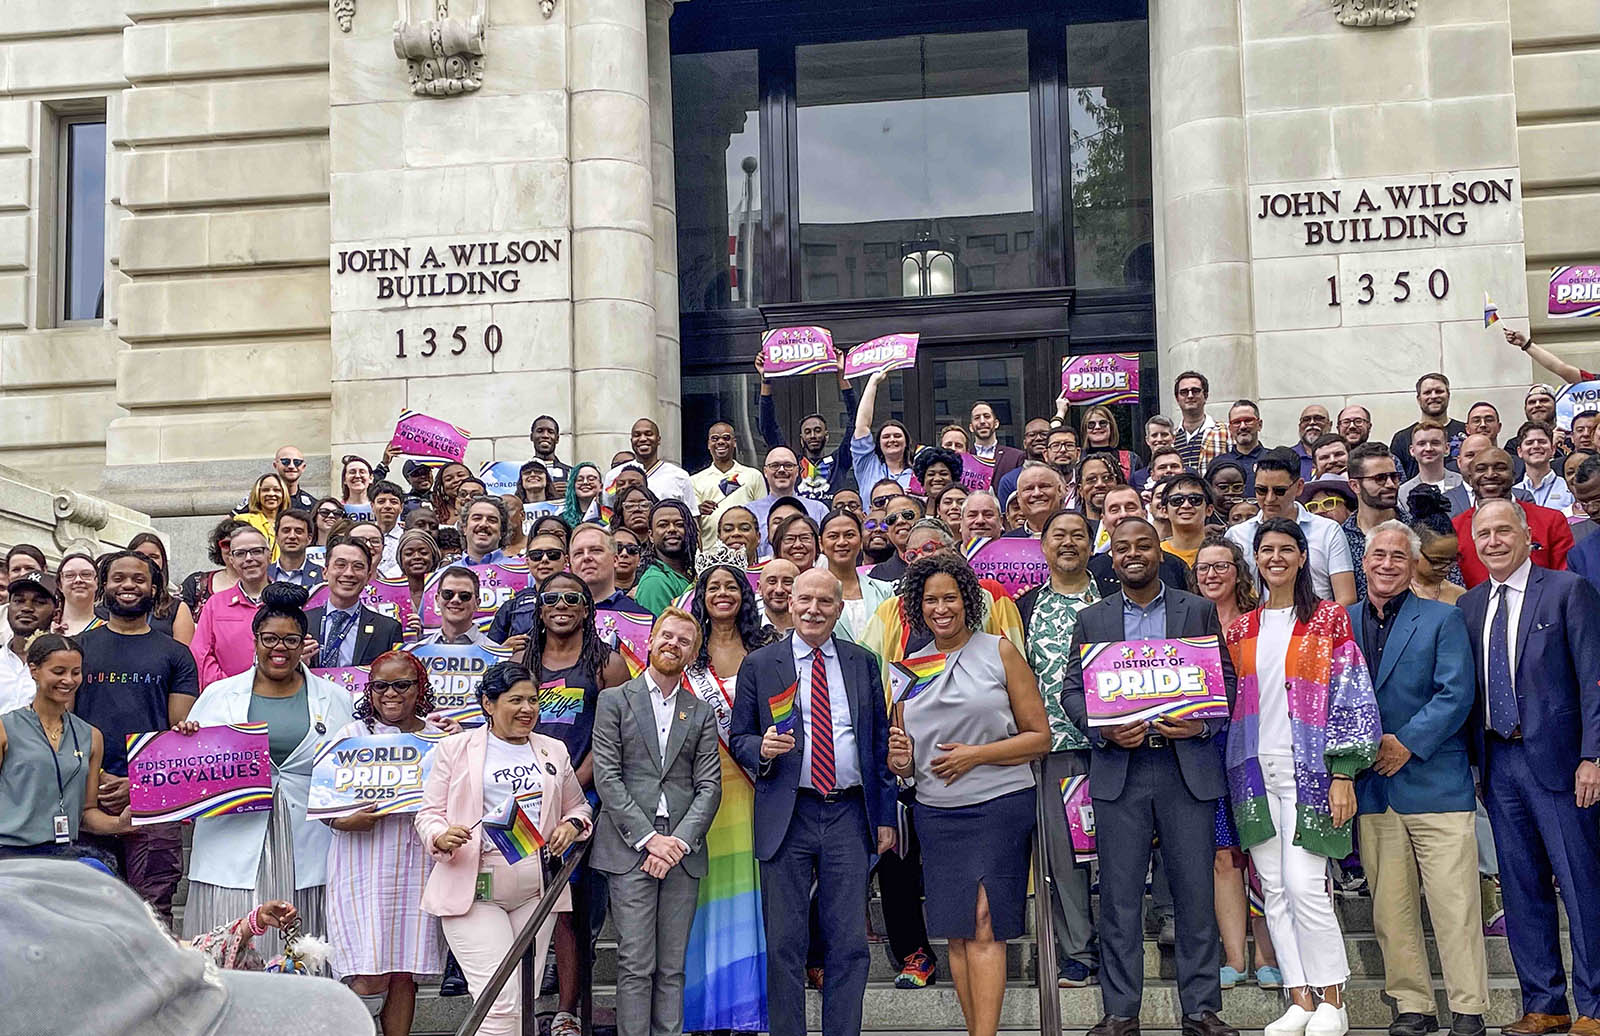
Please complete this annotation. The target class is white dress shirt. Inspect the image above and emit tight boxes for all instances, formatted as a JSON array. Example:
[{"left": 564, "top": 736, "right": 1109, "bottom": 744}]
[
  {"left": 634, "top": 669, "right": 687, "bottom": 850},
  {"left": 0, "top": 646, "right": 33, "bottom": 715},
  {"left": 792, "top": 634, "right": 861, "bottom": 791},
  {"left": 1482, "top": 557, "right": 1532, "bottom": 727},
  {"left": 1226, "top": 503, "right": 1355, "bottom": 600}
]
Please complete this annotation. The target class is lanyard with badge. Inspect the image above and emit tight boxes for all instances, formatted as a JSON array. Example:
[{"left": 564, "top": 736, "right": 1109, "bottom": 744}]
[{"left": 34, "top": 708, "right": 83, "bottom": 843}]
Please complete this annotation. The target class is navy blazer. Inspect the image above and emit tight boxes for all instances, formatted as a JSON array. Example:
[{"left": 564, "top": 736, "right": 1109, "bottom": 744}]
[
  {"left": 1568, "top": 532, "right": 1600, "bottom": 597},
  {"left": 1348, "top": 594, "right": 1477, "bottom": 815},
  {"left": 305, "top": 605, "right": 402, "bottom": 667},
  {"left": 1460, "top": 565, "right": 1600, "bottom": 793},
  {"left": 730, "top": 632, "right": 897, "bottom": 861},
  {"left": 1060, "top": 588, "right": 1235, "bottom": 802}
]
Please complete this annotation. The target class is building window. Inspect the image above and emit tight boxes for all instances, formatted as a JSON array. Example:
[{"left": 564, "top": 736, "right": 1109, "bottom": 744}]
[
  {"left": 1067, "top": 20, "right": 1154, "bottom": 289},
  {"left": 58, "top": 114, "right": 106, "bottom": 322},
  {"left": 672, "top": 50, "right": 761, "bottom": 312},
  {"left": 795, "top": 30, "right": 1037, "bottom": 301}
]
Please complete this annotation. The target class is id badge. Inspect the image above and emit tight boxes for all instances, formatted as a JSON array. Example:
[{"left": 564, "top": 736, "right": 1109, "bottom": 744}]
[
  {"left": 474, "top": 871, "right": 493, "bottom": 902},
  {"left": 52, "top": 814, "right": 70, "bottom": 844}
]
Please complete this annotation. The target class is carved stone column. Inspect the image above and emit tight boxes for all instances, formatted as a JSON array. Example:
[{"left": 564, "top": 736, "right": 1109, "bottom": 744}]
[
  {"left": 568, "top": 0, "right": 660, "bottom": 465},
  {"left": 1148, "top": 0, "right": 1256, "bottom": 403},
  {"left": 645, "top": 0, "right": 682, "bottom": 459}
]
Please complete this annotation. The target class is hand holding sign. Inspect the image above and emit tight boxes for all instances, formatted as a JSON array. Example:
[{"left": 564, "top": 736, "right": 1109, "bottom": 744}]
[
  {"left": 388, "top": 410, "right": 470, "bottom": 462},
  {"left": 1061, "top": 353, "right": 1140, "bottom": 406},
  {"left": 761, "top": 326, "right": 838, "bottom": 378},
  {"left": 843, "top": 333, "right": 918, "bottom": 380}
]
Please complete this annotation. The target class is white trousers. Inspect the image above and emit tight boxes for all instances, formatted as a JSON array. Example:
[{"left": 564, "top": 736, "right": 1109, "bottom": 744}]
[{"left": 1249, "top": 752, "right": 1349, "bottom": 989}]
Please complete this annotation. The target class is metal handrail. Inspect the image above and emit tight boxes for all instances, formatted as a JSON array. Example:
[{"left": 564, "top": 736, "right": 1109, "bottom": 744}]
[
  {"left": 455, "top": 843, "right": 591, "bottom": 1036},
  {"left": 1034, "top": 764, "right": 1062, "bottom": 1036}
]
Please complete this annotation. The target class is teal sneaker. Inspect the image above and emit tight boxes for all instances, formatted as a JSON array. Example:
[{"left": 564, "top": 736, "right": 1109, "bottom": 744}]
[
  {"left": 1220, "top": 965, "right": 1246, "bottom": 989},
  {"left": 1256, "top": 965, "right": 1284, "bottom": 989}
]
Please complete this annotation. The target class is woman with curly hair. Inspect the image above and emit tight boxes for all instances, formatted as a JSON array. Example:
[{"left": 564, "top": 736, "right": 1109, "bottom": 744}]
[
  {"left": 886, "top": 552, "right": 1050, "bottom": 1036},
  {"left": 521, "top": 570, "right": 628, "bottom": 1036},
  {"left": 681, "top": 563, "right": 778, "bottom": 1031},
  {"left": 1225, "top": 518, "right": 1379, "bottom": 1036},
  {"left": 913, "top": 446, "right": 965, "bottom": 499},
  {"left": 323, "top": 649, "right": 446, "bottom": 1034},
  {"left": 174, "top": 517, "right": 254, "bottom": 646}
]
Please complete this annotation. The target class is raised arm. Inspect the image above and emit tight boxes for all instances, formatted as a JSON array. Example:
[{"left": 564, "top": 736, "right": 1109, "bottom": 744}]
[
  {"left": 1506, "top": 327, "right": 1586, "bottom": 386},
  {"left": 755, "top": 355, "right": 786, "bottom": 449},
  {"left": 853, "top": 369, "right": 885, "bottom": 441}
]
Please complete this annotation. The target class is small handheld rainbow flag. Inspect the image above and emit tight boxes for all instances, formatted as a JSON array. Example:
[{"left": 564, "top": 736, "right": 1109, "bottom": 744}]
[
  {"left": 1484, "top": 292, "right": 1501, "bottom": 328},
  {"left": 768, "top": 682, "right": 798, "bottom": 735},
  {"left": 889, "top": 652, "right": 948, "bottom": 705},
  {"left": 481, "top": 792, "right": 545, "bottom": 864}
]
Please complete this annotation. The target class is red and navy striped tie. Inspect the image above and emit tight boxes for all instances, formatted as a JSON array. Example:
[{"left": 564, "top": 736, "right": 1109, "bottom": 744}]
[{"left": 809, "top": 648, "right": 836, "bottom": 795}]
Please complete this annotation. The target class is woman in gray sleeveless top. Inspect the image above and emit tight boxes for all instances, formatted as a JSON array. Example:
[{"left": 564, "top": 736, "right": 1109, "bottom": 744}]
[
  {"left": 0, "top": 634, "right": 129, "bottom": 861},
  {"left": 887, "top": 553, "right": 1050, "bottom": 1036}
]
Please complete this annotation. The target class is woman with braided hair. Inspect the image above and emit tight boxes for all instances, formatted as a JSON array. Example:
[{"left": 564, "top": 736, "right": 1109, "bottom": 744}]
[
  {"left": 323, "top": 648, "right": 446, "bottom": 1035},
  {"left": 523, "top": 571, "right": 629, "bottom": 1036}
]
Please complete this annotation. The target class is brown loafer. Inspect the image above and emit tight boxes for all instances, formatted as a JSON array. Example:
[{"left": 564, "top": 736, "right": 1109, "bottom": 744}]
[
  {"left": 1502, "top": 1014, "right": 1572, "bottom": 1036},
  {"left": 1566, "top": 1019, "right": 1600, "bottom": 1036}
]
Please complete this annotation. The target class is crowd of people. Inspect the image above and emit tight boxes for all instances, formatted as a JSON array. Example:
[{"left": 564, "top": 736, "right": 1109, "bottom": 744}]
[{"left": 1, "top": 324, "right": 1599, "bottom": 1036}]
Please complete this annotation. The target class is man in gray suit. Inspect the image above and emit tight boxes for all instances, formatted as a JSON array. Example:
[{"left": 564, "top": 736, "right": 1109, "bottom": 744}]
[{"left": 591, "top": 607, "right": 722, "bottom": 1036}]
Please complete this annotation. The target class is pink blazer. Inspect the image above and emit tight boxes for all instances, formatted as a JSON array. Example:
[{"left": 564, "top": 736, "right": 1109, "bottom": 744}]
[{"left": 415, "top": 726, "right": 592, "bottom": 919}]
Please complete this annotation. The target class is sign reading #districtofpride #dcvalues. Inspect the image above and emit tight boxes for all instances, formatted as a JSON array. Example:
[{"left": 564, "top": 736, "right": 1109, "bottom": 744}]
[
  {"left": 761, "top": 326, "right": 837, "bottom": 378},
  {"left": 1080, "top": 636, "right": 1230, "bottom": 727},
  {"left": 1550, "top": 265, "right": 1600, "bottom": 320},
  {"left": 1061, "top": 353, "right": 1140, "bottom": 406},
  {"left": 843, "top": 333, "right": 918, "bottom": 379},
  {"left": 126, "top": 724, "right": 274, "bottom": 826},
  {"left": 388, "top": 409, "right": 470, "bottom": 462}
]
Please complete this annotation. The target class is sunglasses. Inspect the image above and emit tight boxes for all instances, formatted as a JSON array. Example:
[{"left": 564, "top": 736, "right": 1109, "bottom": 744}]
[
  {"left": 870, "top": 495, "right": 895, "bottom": 509},
  {"left": 1357, "top": 471, "right": 1401, "bottom": 485},
  {"left": 885, "top": 508, "right": 919, "bottom": 528},
  {"left": 437, "top": 589, "right": 476, "bottom": 603},
  {"left": 1421, "top": 552, "right": 1458, "bottom": 569},
  {"left": 317, "top": 508, "right": 344, "bottom": 519},
  {"left": 540, "top": 590, "right": 586, "bottom": 607},
  {"left": 617, "top": 543, "right": 643, "bottom": 556},
  {"left": 278, "top": 458, "right": 306, "bottom": 468},
  {"left": 1304, "top": 498, "right": 1346, "bottom": 515},
  {"left": 526, "top": 548, "right": 567, "bottom": 562},
  {"left": 369, "top": 678, "right": 419, "bottom": 695},
  {"left": 862, "top": 519, "right": 887, "bottom": 532},
  {"left": 1254, "top": 484, "right": 1292, "bottom": 498},
  {"left": 1167, "top": 492, "right": 1208, "bottom": 509}
]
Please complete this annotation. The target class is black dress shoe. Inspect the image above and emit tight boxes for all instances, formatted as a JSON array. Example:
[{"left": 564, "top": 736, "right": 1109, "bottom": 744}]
[
  {"left": 1183, "top": 1011, "right": 1239, "bottom": 1036},
  {"left": 1089, "top": 1014, "right": 1140, "bottom": 1036},
  {"left": 1450, "top": 1015, "right": 1487, "bottom": 1036},
  {"left": 1392, "top": 1014, "right": 1441, "bottom": 1036},
  {"left": 439, "top": 951, "right": 469, "bottom": 997}
]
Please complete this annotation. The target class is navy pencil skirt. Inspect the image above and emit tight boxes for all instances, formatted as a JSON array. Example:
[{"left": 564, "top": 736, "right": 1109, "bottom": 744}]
[{"left": 913, "top": 785, "right": 1037, "bottom": 940}]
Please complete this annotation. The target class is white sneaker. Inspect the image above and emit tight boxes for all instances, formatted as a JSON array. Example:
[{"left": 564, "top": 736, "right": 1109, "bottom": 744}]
[
  {"left": 1304, "top": 1002, "right": 1349, "bottom": 1036},
  {"left": 551, "top": 1012, "right": 582, "bottom": 1036},
  {"left": 1264, "top": 1004, "right": 1314, "bottom": 1036}
]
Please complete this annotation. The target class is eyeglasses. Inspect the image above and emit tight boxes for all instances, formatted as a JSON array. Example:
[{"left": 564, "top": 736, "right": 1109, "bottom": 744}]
[
  {"left": 1085, "top": 420, "right": 1111, "bottom": 430},
  {"left": 278, "top": 458, "right": 306, "bottom": 468},
  {"left": 870, "top": 495, "right": 895, "bottom": 509},
  {"left": 903, "top": 543, "right": 944, "bottom": 560},
  {"left": 617, "top": 543, "right": 643, "bottom": 556},
  {"left": 539, "top": 590, "right": 586, "bottom": 607},
  {"left": 766, "top": 462, "right": 797, "bottom": 472},
  {"left": 1176, "top": 387, "right": 1205, "bottom": 397},
  {"left": 368, "top": 678, "right": 419, "bottom": 695},
  {"left": 862, "top": 519, "right": 887, "bottom": 532},
  {"left": 229, "top": 547, "right": 269, "bottom": 560},
  {"left": 526, "top": 548, "right": 567, "bottom": 562},
  {"left": 1357, "top": 471, "right": 1401, "bottom": 485},
  {"left": 1421, "top": 552, "right": 1458, "bottom": 569},
  {"left": 884, "top": 508, "right": 919, "bottom": 528},
  {"left": 1167, "top": 492, "right": 1208, "bottom": 509},
  {"left": 256, "top": 632, "right": 305, "bottom": 649},
  {"left": 437, "top": 589, "right": 476, "bottom": 603},
  {"left": 1194, "top": 561, "right": 1235, "bottom": 576},
  {"left": 1254, "top": 484, "right": 1293, "bottom": 498},
  {"left": 1303, "top": 498, "right": 1346, "bottom": 515}
]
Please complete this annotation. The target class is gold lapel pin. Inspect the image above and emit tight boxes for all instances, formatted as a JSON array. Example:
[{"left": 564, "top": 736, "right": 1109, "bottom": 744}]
[{"left": 678, "top": 711, "right": 687, "bottom": 720}]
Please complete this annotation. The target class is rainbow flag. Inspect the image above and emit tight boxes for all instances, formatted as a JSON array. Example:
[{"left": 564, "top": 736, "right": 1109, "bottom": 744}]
[
  {"left": 768, "top": 682, "right": 798, "bottom": 735},
  {"left": 889, "top": 651, "right": 947, "bottom": 704},
  {"left": 481, "top": 793, "right": 544, "bottom": 864},
  {"left": 618, "top": 638, "right": 646, "bottom": 678},
  {"left": 1484, "top": 292, "right": 1501, "bottom": 328}
]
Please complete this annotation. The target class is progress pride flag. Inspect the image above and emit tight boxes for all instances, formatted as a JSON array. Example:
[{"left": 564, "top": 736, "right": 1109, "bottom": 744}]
[{"left": 388, "top": 410, "right": 470, "bottom": 462}]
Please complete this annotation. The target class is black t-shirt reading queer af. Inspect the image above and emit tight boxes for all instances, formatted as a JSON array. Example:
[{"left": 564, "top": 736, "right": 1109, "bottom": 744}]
[{"left": 74, "top": 627, "right": 200, "bottom": 776}]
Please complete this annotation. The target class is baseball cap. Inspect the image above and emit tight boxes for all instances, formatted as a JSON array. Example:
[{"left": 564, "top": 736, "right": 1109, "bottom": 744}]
[
  {"left": 0, "top": 858, "right": 373, "bottom": 1036},
  {"left": 402, "top": 459, "right": 429, "bottom": 478},
  {"left": 8, "top": 570, "right": 60, "bottom": 602},
  {"left": 1527, "top": 383, "right": 1558, "bottom": 401}
]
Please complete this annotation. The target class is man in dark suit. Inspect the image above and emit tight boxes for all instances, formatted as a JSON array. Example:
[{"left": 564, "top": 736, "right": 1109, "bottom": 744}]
[
  {"left": 731, "top": 567, "right": 897, "bottom": 1036},
  {"left": 1087, "top": 485, "right": 1193, "bottom": 595},
  {"left": 1062, "top": 517, "right": 1237, "bottom": 1036},
  {"left": 304, "top": 539, "right": 401, "bottom": 666},
  {"left": 970, "top": 401, "right": 1026, "bottom": 483},
  {"left": 1461, "top": 499, "right": 1600, "bottom": 1036},
  {"left": 591, "top": 608, "right": 722, "bottom": 1036},
  {"left": 1350, "top": 521, "right": 1488, "bottom": 1036}
]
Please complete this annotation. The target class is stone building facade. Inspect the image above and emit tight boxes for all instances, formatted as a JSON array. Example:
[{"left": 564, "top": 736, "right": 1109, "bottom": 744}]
[{"left": 0, "top": 0, "right": 1592, "bottom": 560}]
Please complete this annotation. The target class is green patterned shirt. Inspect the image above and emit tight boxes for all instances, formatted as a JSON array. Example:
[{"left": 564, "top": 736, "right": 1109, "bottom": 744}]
[{"left": 1025, "top": 582, "right": 1101, "bottom": 751}]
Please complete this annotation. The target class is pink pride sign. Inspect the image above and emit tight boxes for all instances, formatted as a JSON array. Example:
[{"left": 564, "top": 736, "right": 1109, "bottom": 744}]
[
  {"left": 126, "top": 723, "right": 273, "bottom": 826},
  {"left": 419, "top": 560, "right": 532, "bottom": 629},
  {"left": 1080, "top": 635, "right": 1230, "bottom": 727},
  {"left": 761, "top": 325, "right": 837, "bottom": 378},
  {"left": 596, "top": 608, "right": 654, "bottom": 660},
  {"left": 313, "top": 665, "right": 371, "bottom": 703},
  {"left": 843, "top": 333, "right": 918, "bottom": 379},
  {"left": 958, "top": 452, "right": 994, "bottom": 492},
  {"left": 1061, "top": 353, "right": 1140, "bottom": 406},
  {"left": 1060, "top": 774, "right": 1096, "bottom": 863},
  {"left": 1550, "top": 265, "right": 1600, "bottom": 320},
  {"left": 388, "top": 409, "right": 470, "bottom": 462},
  {"left": 961, "top": 537, "right": 1049, "bottom": 597}
]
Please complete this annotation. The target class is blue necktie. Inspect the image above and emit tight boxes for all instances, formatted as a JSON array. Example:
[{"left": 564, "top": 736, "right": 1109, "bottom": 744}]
[
  {"left": 320, "top": 611, "right": 356, "bottom": 668},
  {"left": 1487, "top": 585, "right": 1519, "bottom": 736}
]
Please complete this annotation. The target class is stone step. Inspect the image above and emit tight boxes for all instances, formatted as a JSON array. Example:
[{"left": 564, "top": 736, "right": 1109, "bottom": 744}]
[{"left": 407, "top": 978, "right": 1528, "bottom": 1035}]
